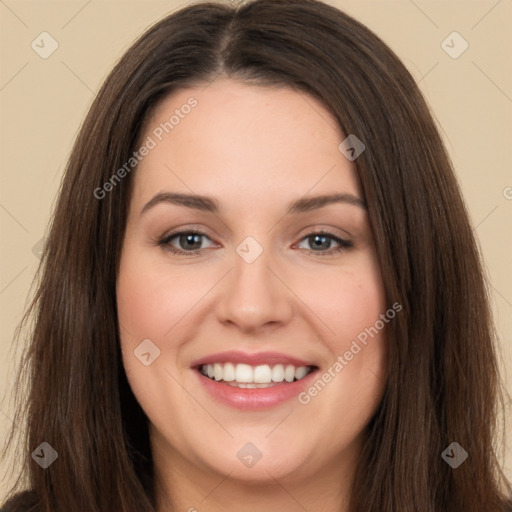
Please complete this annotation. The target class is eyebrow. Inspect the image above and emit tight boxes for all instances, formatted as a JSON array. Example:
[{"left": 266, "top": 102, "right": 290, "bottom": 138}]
[
  {"left": 140, "top": 192, "right": 220, "bottom": 216},
  {"left": 140, "top": 191, "right": 367, "bottom": 217},
  {"left": 287, "top": 192, "right": 367, "bottom": 213}
]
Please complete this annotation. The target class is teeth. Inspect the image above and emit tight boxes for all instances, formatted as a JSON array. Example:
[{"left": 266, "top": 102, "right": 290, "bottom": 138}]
[
  {"left": 272, "top": 364, "right": 284, "bottom": 382},
  {"left": 200, "top": 362, "right": 313, "bottom": 384},
  {"left": 223, "top": 362, "right": 235, "bottom": 381},
  {"left": 253, "top": 364, "right": 272, "bottom": 383},
  {"left": 295, "top": 366, "right": 308, "bottom": 380},
  {"left": 235, "top": 363, "right": 253, "bottom": 383},
  {"left": 284, "top": 365, "right": 295, "bottom": 383},
  {"left": 214, "top": 363, "right": 223, "bottom": 381}
]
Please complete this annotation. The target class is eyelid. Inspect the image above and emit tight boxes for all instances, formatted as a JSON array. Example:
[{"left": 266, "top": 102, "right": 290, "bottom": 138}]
[
  {"left": 158, "top": 224, "right": 216, "bottom": 242},
  {"left": 293, "top": 224, "right": 354, "bottom": 242}
]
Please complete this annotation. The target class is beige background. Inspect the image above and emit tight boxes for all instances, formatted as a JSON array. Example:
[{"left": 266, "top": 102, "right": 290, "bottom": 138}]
[{"left": 1, "top": 0, "right": 511, "bottom": 496}]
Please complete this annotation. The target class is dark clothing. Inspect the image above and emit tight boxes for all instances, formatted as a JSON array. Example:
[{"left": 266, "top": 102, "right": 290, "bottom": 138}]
[{"left": 1, "top": 491, "right": 39, "bottom": 512}]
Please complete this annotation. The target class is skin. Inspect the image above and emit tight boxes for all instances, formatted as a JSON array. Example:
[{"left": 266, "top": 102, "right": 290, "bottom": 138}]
[{"left": 117, "top": 79, "right": 388, "bottom": 512}]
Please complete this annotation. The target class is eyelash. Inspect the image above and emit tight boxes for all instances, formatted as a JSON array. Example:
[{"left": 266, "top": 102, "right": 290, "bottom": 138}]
[{"left": 156, "top": 229, "right": 353, "bottom": 257}]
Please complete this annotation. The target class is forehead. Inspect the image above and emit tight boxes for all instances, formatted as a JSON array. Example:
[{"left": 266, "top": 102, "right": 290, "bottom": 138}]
[{"left": 131, "top": 79, "right": 362, "bottom": 211}]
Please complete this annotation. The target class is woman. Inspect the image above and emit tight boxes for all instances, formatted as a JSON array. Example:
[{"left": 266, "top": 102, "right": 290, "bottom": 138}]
[{"left": 2, "top": 0, "right": 510, "bottom": 510}]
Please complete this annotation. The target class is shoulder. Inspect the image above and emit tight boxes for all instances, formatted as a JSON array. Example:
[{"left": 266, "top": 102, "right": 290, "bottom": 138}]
[{"left": 1, "top": 491, "right": 39, "bottom": 512}]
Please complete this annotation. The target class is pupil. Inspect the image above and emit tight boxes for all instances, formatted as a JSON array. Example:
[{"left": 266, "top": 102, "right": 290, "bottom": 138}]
[
  {"left": 180, "top": 234, "right": 201, "bottom": 250},
  {"left": 311, "top": 235, "right": 330, "bottom": 250}
]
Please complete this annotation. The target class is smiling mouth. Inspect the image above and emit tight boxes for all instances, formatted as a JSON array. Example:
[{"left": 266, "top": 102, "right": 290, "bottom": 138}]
[{"left": 198, "top": 362, "right": 317, "bottom": 388}]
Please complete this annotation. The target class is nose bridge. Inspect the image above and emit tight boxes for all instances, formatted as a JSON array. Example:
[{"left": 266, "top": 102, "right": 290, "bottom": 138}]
[
  {"left": 216, "top": 236, "right": 292, "bottom": 331},
  {"left": 233, "top": 243, "right": 271, "bottom": 291}
]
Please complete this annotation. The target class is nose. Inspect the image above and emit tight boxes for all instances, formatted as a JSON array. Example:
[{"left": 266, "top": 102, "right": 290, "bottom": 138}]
[{"left": 215, "top": 244, "right": 294, "bottom": 334}]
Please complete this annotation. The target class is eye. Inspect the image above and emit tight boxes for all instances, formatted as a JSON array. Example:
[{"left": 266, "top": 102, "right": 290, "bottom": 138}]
[
  {"left": 156, "top": 229, "right": 353, "bottom": 256},
  {"left": 296, "top": 231, "right": 353, "bottom": 255},
  {"left": 159, "top": 231, "right": 216, "bottom": 255}
]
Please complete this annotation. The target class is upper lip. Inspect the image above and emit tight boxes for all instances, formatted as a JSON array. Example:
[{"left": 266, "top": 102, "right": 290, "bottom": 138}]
[{"left": 190, "top": 350, "right": 317, "bottom": 369}]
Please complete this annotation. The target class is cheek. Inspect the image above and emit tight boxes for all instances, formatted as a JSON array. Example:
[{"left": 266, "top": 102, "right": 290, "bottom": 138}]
[
  {"left": 115, "top": 249, "right": 196, "bottom": 428},
  {"left": 297, "top": 253, "right": 387, "bottom": 344},
  {"left": 115, "top": 247, "right": 222, "bottom": 413},
  {"left": 116, "top": 249, "right": 208, "bottom": 341},
  {"left": 115, "top": 248, "right": 197, "bottom": 405},
  {"left": 332, "top": 275, "right": 386, "bottom": 341},
  {"left": 293, "top": 253, "right": 388, "bottom": 411}
]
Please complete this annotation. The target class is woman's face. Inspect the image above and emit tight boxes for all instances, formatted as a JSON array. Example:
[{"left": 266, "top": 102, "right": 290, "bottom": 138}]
[{"left": 117, "top": 79, "right": 388, "bottom": 488}]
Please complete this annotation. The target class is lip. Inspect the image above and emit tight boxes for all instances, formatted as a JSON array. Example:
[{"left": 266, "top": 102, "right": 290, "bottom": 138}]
[
  {"left": 190, "top": 350, "right": 316, "bottom": 368},
  {"left": 193, "top": 366, "right": 319, "bottom": 410}
]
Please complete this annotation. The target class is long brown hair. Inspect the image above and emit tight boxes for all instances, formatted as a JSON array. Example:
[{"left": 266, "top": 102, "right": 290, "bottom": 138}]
[{"left": 2, "top": 0, "right": 510, "bottom": 510}]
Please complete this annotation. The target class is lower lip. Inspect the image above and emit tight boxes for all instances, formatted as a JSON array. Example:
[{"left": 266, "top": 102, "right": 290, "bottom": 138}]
[{"left": 194, "top": 368, "right": 319, "bottom": 410}]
